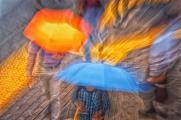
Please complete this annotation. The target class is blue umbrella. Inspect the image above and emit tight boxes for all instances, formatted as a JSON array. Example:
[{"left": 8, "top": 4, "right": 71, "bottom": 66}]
[{"left": 55, "top": 62, "right": 154, "bottom": 93}]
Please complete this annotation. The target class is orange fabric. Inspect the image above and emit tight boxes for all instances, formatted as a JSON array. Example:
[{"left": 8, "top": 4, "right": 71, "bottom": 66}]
[{"left": 24, "top": 9, "right": 92, "bottom": 54}]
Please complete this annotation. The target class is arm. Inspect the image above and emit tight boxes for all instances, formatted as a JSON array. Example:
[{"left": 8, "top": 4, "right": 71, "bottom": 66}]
[
  {"left": 101, "top": 91, "right": 110, "bottom": 116},
  {"left": 71, "top": 86, "right": 85, "bottom": 112},
  {"left": 71, "top": 86, "right": 80, "bottom": 103},
  {"left": 27, "top": 42, "right": 40, "bottom": 77}
]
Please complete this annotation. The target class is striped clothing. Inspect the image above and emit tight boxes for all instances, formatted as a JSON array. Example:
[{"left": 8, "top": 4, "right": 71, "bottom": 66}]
[
  {"left": 28, "top": 42, "right": 66, "bottom": 66},
  {"left": 27, "top": 41, "right": 66, "bottom": 75},
  {"left": 149, "top": 19, "right": 181, "bottom": 76},
  {"left": 72, "top": 87, "right": 110, "bottom": 120}
]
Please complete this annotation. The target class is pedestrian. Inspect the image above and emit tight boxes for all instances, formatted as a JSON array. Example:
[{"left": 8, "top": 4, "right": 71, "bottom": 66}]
[
  {"left": 27, "top": 41, "right": 66, "bottom": 120},
  {"left": 72, "top": 86, "right": 110, "bottom": 120}
]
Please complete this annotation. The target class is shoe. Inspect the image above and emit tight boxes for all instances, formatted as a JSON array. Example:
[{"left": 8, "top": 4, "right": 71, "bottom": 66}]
[
  {"left": 153, "top": 101, "right": 168, "bottom": 118},
  {"left": 44, "top": 104, "right": 51, "bottom": 114},
  {"left": 139, "top": 107, "right": 155, "bottom": 118},
  {"left": 154, "top": 114, "right": 166, "bottom": 120}
]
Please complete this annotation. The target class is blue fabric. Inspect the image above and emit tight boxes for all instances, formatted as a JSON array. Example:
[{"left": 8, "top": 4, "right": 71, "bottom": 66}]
[
  {"left": 151, "top": 19, "right": 181, "bottom": 52},
  {"left": 150, "top": 19, "right": 181, "bottom": 62},
  {"left": 72, "top": 87, "right": 110, "bottom": 120},
  {"left": 55, "top": 63, "right": 154, "bottom": 92},
  {"left": 83, "top": 6, "right": 104, "bottom": 62},
  {"left": 84, "top": 35, "right": 94, "bottom": 62},
  {"left": 83, "top": 7, "right": 104, "bottom": 27},
  {"left": 149, "top": 19, "right": 181, "bottom": 76}
]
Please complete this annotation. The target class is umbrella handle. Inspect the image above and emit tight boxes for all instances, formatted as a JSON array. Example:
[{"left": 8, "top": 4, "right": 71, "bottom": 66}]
[{"left": 73, "top": 108, "right": 80, "bottom": 120}]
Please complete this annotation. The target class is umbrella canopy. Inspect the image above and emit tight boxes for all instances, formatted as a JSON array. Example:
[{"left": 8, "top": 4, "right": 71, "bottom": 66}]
[
  {"left": 55, "top": 63, "right": 154, "bottom": 93},
  {"left": 24, "top": 8, "right": 92, "bottom": 54}
]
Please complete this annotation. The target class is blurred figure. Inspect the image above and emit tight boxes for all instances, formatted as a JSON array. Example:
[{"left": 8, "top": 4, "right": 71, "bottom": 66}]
[
  {"left": 27, "top": 1, "right": 80, "bottom": 119},
  {"left": 148, "top": 21, "right": 181, "bottom": 102},
  {"left": 72, "top": 86, "right": 110, "bottom": 120},
  {"left": 90, "top": 0, "right": 181, "bottom": 119},
  {"left": 140, "top": 18, "right": 181, "bottom": 119},
  {"left": 76, "top": 0, "right": 107, "bottom": 61},
  {"left": 27, "top": 41, "right": 66, "bottom": 120},
  {"left": 146, "top": 5, "right": 181, "bottom": 118},
  {"left": 147, "top": 1, "right": 181, "bottom": 84}
]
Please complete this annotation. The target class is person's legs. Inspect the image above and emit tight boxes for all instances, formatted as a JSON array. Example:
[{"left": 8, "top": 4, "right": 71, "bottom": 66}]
[
  {"left": 37, "top": 65, "right": 61, "bottom": 120},
  {"left": 34, "top": 64, "right": 52, "bottom": 99},
  {"left": 147, "top": 59, "right": 179, "bottom": 104},
  {"left": 148, "top": 30, "right": 181, "bottom": 105},
  {"left": 40, "top": 74, "right": 61, "bottom": 120},
  {"left": 50, "top": 79, "right": 61, "bottom": 120},
  {"left": 148, "top": 59, "right": 181, "bottom": 120},
  {"left": 139, "top": 90, "right": 155, "bottom": 117},
  {"left": 39, "top": 75, "right": 52, "bottom": 99},
  {"left": 156, "top": 59, "right": 181, "bottom": 118}
]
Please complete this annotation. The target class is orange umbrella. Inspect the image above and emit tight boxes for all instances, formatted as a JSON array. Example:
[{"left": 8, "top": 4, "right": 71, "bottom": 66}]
[{"left": 24, "top": 8, "right": 92, "bottom": 54}]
